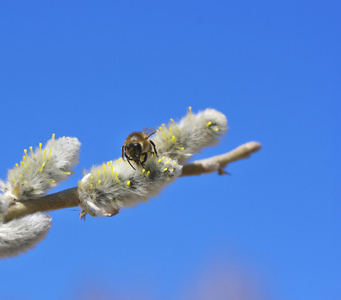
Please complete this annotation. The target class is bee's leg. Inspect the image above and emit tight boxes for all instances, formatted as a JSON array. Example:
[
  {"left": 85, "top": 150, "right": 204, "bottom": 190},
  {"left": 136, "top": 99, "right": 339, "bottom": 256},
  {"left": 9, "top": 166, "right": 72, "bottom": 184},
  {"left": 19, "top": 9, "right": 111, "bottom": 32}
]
[
  {"left": 121, "top": 146, "right": 125, "bottom": 160},
  {"left": 150, "top": 140, "right": 158, "bottom": 157},
  {"left": 125, "top": 154, "right": 136, "bottom": 170},
  {"left": 135, "top": 159, "right": 144, "bottom": 168},
  {"left": 140, "top": 153, "right": 148, "bottom": 166}
]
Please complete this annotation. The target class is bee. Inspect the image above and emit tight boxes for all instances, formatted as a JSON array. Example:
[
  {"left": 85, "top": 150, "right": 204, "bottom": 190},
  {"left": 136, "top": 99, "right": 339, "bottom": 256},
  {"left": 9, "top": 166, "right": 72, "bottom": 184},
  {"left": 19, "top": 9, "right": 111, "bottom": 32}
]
[{"left": 122, "top": 128, "right": 158, "bottom": 170}]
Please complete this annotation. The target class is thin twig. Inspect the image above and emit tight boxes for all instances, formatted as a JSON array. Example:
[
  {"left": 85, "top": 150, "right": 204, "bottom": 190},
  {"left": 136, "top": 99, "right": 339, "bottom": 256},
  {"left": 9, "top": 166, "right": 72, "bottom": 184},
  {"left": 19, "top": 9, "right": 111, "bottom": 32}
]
[
  {"left": 5, "top": 141, "right": 261, "bottom": 222},
  {"left": 181, "top": 141, "right": 262, "bottom": 176}
]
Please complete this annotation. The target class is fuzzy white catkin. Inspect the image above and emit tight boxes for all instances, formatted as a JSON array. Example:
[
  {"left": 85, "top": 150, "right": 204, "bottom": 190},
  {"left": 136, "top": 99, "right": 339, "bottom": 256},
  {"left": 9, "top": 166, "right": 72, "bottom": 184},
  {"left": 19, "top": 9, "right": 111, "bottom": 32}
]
[
  {"left": 153, "top": 108, "right": 228, "bottom": 164},
  {"left": 4, "top": 135, "right": 80, "bottom": 201},
  {"left": 78, "top": 155, "right": 182, "bottom": 217},
  {"left": 0, "top": 213, "right": 51, "bottom": 259},
  {"left": 0, "top": 135, "right": 80, "bottom": 258},
  {"left": 78, "top": 108, "right": 227, "bottom": 218}
]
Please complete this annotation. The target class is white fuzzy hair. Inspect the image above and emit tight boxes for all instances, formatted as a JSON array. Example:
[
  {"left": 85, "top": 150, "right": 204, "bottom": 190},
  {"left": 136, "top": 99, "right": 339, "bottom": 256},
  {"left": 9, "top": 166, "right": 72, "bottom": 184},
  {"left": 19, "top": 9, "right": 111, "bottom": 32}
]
[
  {"left": 0, "top": 134, "right": 80, "bottom": 258},
  {"left": 0, "top": 213, "right": 51, "bottom": 259},
  {"left": 78, "top": 155, "right": 182, "bottom": 217},
  {"left": 0, "top": 192, "right": 10, "bottom": 223},
  {"left": 78, "top": 108, "right": 227, "bottom": 218},
  {"left": 5, "top": 135, "right": 80, "bottom": 201},
  {"left": 153, "top": 108, "right": 228, "bottom": 164}
]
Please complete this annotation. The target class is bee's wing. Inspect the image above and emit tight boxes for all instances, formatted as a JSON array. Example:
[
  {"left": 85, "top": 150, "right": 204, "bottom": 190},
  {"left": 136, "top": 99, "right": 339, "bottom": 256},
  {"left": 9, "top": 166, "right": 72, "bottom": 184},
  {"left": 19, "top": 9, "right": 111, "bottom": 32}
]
[{"left": 143, "top": 127, "right": 156, "bottom": 139}]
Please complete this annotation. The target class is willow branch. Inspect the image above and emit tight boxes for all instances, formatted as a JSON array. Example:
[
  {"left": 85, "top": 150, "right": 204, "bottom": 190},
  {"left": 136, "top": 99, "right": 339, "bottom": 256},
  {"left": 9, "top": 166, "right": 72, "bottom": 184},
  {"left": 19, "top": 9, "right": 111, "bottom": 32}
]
[
  {"left": 4, "top": 188, "right": 79, "bottom": 222},
  {"left": 5, "top": 141, "right": 261, "bottom": 222},
  {"left": 180, "top": 141, "right": 262, "bottom": 176}
]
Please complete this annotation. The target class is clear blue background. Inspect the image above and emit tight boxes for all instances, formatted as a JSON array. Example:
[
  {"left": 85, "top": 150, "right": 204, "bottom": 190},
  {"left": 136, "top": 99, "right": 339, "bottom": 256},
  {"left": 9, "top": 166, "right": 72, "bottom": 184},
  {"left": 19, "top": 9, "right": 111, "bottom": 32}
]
[{"left": 0, "top": 1, "right": 340, "bottom": 299}]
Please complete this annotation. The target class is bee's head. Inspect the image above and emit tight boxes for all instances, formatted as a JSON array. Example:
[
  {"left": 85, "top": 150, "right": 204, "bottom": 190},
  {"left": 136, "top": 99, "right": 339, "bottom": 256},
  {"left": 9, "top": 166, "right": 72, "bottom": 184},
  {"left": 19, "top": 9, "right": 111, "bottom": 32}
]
[{"left": 125, "top": 143, "right": 142, "bottom": 159}]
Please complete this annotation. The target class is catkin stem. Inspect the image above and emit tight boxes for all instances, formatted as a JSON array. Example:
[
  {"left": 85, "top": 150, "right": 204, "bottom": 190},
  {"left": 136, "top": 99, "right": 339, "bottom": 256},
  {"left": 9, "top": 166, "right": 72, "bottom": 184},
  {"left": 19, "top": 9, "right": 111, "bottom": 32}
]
[{"left": 4, "top": 141, "right": 261, "bottom": 222}]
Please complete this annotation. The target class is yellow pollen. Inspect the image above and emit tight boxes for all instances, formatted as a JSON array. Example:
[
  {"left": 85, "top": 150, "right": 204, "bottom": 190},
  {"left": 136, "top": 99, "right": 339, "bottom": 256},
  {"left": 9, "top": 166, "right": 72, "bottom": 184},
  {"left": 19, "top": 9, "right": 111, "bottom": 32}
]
[
  {"left": 118, "top": 158, "right": 122, "bottom": 163},
  {"left": 52, "top": 133, "right": 55, "bottom": 140},
  {"left": 24, "top": 149, "right": 28, "bottom": 156},
  {"left": 43, "top": 149, "right": 47, "bottom": 160},
  {"left": 89, "top": 183, "right": 93, "bottom": 190},
  {"left": 126, "top": 180, "right": 131, "bottom": 186},
  {"left": 114, "top": 172, "right": 121, "bottom": 184},
  {"left": 141, "top": 169, "right": 146, "bottom": 174},
  {"left": 63, "top": 136, "right": 65, "bottom": 138},
  {"left": 90, "top": 176, "right": 94, "bottom": 181},
  {"left": 146, "top": 171, "right": 150, "bottom": 176},
  {"left": 15, "top": 163, "right": 19, "bottom": 169},
  {"left": 173, "top": 162, "right": 178, "bottom": 165},
  {"left": 13, "top": 178, "right": 16, "bottom": 182},
  {"left": 24, "top": 180, "right": 28, "bottom": 184},
  {"left": 206, "top": 121, "right": 212, "bottom": 128},
  {"left": 20, "top": 161, "right": 26, "bottom": 170},
  {"left": 163, "top": 168, "right": 168, "bottom": 172},
  {"left": 171, "top": 135, "right": 176, "bottom": 143},
  {"left": 97, "top": 179, "right": 101, "bottom": 185},
  {"left": 29, "top": 146, "right": 34, "bottom": 156},
  {"left": 165, "top": 159, "right": 170, "bottom": 164},
  {"left": 97, "top": 170, "right": 100, "bottom": 178},
  {"left": 50, "top": 180, "right": 56, "bottom": 183},
  {"left": 180, "top": 147, "right": 184, "bottom": 150},
  {"left": 39, "top": 143, "right": 42, "bottom": 150},
  {"left": 19, "top": 174, "right": 22, "bottom": 179},
  {"left": 40, "top": 162, "right": 45, "bottom": 173},
  {"left": 61, "top": 171, "right": 71, "bottom": 175},
  {"left": 188, "top": 106, "right": 192, "bottom": 114},
  {"left": 214, "top": 128, "right": 219, "bottom": 132},
  {"left": 48, "top": 148, "right": 52, "bottom": 160}
]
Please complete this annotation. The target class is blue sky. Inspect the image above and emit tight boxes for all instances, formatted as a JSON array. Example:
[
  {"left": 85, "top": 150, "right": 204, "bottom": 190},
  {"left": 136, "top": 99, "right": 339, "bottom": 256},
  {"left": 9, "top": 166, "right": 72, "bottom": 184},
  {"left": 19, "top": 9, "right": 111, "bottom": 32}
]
[{"left": 0, "top": 1, "right": 340, "bottom": 299}]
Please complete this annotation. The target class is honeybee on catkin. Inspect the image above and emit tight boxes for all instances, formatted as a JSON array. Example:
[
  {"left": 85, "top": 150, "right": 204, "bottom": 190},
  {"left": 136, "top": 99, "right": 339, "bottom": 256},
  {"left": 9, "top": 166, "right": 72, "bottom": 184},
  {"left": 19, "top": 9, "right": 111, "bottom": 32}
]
[{"left": 122, "top": 128, "right": 158, "bottom": 170}]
